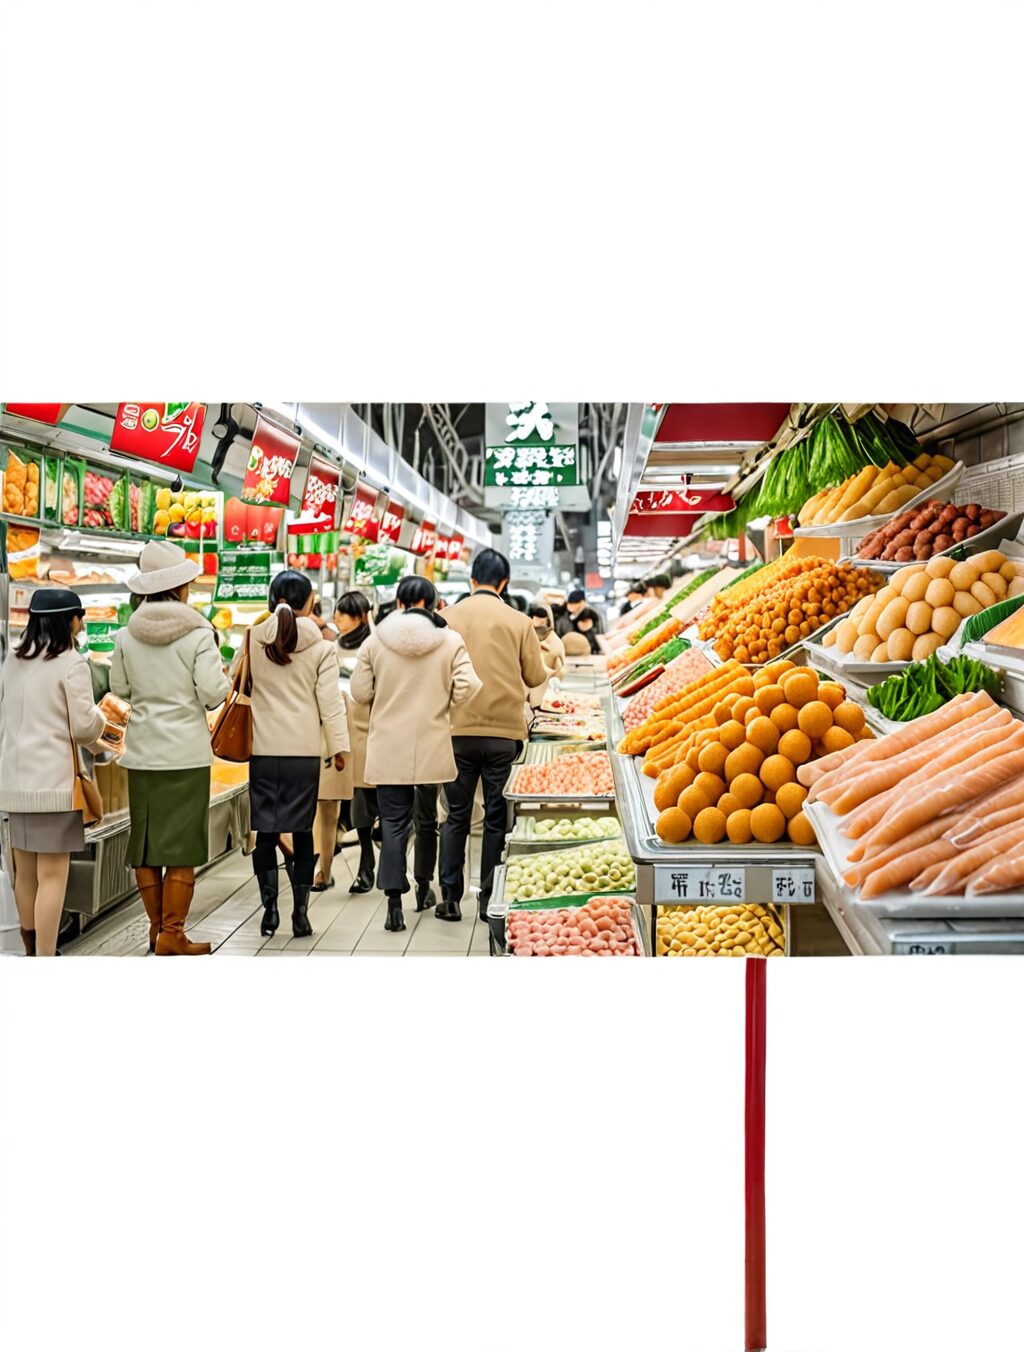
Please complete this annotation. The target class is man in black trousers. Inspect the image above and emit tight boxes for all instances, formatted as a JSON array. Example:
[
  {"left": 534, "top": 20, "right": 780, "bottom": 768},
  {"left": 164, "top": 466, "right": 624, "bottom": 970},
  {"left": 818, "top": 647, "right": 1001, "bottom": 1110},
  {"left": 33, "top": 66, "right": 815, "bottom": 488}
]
[{"left": 439, "top": 549, "right": 548, "bottom": 921}]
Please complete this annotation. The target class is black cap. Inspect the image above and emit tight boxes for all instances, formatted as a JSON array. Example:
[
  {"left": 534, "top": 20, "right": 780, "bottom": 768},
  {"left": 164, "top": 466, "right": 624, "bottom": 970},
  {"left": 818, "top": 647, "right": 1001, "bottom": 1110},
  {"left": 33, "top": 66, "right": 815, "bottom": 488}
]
[
  {"left": 28, "top": 587, "right": 85, "bottom": 616},
  {"left": 567, "top": 589, "right": 586, "bottom": 604}
]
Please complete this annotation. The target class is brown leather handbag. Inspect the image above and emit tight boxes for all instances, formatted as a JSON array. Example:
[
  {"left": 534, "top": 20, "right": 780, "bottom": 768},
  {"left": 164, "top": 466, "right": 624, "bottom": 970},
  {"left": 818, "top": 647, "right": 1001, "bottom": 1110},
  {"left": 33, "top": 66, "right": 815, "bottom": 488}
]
[
  {"left": 65, "top": 697, "right": 103, "bottom": 827},
  {"left": 210, "top": 628, "right": 253, "bottom": 763}
]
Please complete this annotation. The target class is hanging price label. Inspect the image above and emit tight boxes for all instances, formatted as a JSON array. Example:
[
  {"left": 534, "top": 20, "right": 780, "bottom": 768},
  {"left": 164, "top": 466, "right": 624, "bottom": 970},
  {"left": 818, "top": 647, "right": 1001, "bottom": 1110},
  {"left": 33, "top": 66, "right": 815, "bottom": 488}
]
[
  {"left": 770, "top": 868, "right": 815, "bottom": 904},
  {"left": 654, "top": 867, "right": 746, "bottom": 904}
]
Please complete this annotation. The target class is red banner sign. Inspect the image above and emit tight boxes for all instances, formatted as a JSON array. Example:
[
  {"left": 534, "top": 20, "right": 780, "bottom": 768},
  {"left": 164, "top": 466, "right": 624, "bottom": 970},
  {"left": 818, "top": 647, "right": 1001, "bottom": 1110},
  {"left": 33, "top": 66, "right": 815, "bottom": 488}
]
[
  {"left": 111, "top": 402, "right": 205, "bottom": 472},
  {"left": 242, "top": 416, "right": 300, "bottom": 506},
  {"left": 411, "top": 520, "right": 437, "bottom": 556},
  {"left": 624, "top": 512, "right": 703, "bottom": 539},
  {"left": 378, "top": 500, "right": 404, "bottom": 544},
  {"left": 436, "top": 535, "right": 450, "bottom": 561},
  {"left": 299, "top": 453, "right": 343, "bottom": 530},
  {"left": 223, "top": 496, "right": 283, "bottom": 545},
  {"left": 343, "top": 482, "right": 384, "bottom": 541},
  {"left": 4, "top": 403, "right": 70, "bottom": 425},
  {"left": 628, "top": 488, "right": 735, "bottom": 518},
  {"left": 447, "top": 533, "right": 464, "bottom": 562}
]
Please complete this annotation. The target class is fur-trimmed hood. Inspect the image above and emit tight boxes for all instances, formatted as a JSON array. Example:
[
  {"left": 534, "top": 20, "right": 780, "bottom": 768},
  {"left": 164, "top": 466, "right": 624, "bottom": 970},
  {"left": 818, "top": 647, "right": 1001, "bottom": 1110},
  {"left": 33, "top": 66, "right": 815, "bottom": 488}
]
[
  {"left": 374, "top": 609, "right": 449, "bottom": 657},
  {"left": 127, "top": 601, "right": 214, "bottom": 646}
]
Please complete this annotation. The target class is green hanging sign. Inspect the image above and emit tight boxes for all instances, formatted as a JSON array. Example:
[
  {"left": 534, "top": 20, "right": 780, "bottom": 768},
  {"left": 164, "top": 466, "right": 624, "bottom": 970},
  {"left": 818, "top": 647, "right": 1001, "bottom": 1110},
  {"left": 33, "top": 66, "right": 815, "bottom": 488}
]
[
  {"left": 354, "top": 545, "right": 404, "bottom": 585},
  {"left": 215, "top": 549, "right": 272, "bottom": 603}
]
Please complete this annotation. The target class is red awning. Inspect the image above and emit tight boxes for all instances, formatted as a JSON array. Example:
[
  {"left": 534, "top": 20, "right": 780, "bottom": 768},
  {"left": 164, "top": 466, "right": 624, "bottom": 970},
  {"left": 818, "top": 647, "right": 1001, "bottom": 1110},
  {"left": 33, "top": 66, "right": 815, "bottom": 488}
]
[{"left": 654, "top": 403, "right": 791, "bottom": 445}]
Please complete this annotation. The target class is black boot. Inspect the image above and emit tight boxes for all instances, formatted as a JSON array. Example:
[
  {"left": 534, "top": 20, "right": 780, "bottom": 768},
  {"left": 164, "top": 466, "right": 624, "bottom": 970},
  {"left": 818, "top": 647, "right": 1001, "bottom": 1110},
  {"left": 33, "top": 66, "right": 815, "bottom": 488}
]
[
  {"left": 349, "top": 827, "right": 375, "bottom": 894},
  {"left": 415, "top": 878, "right": 436, "bottom": 912},
  {"left": 435, "top": 890, "right": 462, "bottom": 923},
  {"left": 291, "top": 854, "right": 317, "bottom": 938},
  {"left": 384, "top": 892, "right": 406, "bottom": 932},
  {"left": 257, "top": 870, "right": 280, "bottom": 936}
]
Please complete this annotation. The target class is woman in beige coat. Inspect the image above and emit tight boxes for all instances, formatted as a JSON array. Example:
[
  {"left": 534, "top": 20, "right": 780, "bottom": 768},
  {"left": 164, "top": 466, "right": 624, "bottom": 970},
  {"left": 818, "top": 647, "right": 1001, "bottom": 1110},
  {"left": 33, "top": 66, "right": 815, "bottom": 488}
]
[
  {"left": 351, "top": 576, "right": 481, "bottom": 934},
  {"left": 248, "top": 570, "right": 349, "bottom": 938},
  {"left": 526, "top": 601, "right": 566, "bottom": 709}
]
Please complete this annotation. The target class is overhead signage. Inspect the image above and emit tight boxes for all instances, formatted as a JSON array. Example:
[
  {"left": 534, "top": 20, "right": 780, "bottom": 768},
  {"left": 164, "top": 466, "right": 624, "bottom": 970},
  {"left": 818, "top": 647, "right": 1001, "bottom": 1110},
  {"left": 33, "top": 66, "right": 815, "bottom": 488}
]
[
  {"left": 343, "top": 481, "right": 384, "bottom": 541},
  {"left": 3, "top": 403, "right": 71, "bottom": 425},
  {"left": 355, "top": 545, "right": 404, "bottom": 585},
  {"left": 223, "top": 496, "right": 283, "bottom": 546},
  {"left": 484, "top": 401, "right": 580, "bottom": 488},
  {"left": 447, "top": 533, "right": 464, "bottom": 562},
  {"left": 624, "top": 487, "right": 736, "bottom": 539},
  {"left": 378, "top": 500, "right": 404, "bottom": 544},
  {"left": 299, "top": 452, "right": 343, "bottom": 530},
  {"left": 436, "top": 534, "right": 450, "bottom": 562},
  {"left": 214, "top": 549, "right": 272, "bottom": 603},
  {"left": 110, "top": 402, "right": 205, "bottom": 472},
  {"left": 411, "top": 520, "right": 437, "bottom": 556},
  {"left": 241, "top": 415, "right": 301, "bottom": 506}
]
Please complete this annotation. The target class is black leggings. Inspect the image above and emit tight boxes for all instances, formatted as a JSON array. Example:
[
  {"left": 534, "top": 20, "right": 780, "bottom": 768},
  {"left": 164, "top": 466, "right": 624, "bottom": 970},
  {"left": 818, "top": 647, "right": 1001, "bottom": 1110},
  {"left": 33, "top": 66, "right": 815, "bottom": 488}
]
[{"left": 252, "top": 831, "right": 315, "bottom": 885}]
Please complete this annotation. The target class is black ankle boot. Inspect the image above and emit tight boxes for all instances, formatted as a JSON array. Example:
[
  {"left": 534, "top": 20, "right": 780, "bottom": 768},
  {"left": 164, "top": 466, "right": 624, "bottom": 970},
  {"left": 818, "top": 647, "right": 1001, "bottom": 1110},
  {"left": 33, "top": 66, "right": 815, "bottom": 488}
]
[
  {"left": 350, "top": 829, "right": 375, "bottom": 893},
  {"left": 257, "top": 870, "right": 280, "bottom": 936},
  {"left": 435, "top": 891, "right": 462, "bottom": 922},
  {"left": 384, "top": 893, "right": 406, "bottom": 932},
  {"left": 415, "top": 879, "right": 436, "bottom": 912},
  {"left": 290, "top": 856, "right": 316, "bottom": 938}
]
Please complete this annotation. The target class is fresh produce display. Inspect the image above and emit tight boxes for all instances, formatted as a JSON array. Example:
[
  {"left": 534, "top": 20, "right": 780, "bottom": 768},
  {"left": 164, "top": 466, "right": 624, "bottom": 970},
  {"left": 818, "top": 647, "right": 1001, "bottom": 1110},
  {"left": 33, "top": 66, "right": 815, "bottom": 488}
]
[
  {"left": 2, "top": 449, "right": 40, "bottom": 517},
  {"left": 607, "top": 617, "right": 683, "bottom": 674},
  {"left": 866, "top": 653, "right": 1002, "bottom": 721},
  {"left": 615, "top": 633, "right": 691, "bottom": 686},
  {"left": 506, "top": 895, "right": 640, "bottom": 956},
  {"left": 698, "top": 557, "right": 881, "bottom": 664},
  {"left": 628, "top": 568, "right": 717, "bottom": 643},
  {"left": 824, "top": 552, "right": 1024, "bottom": 664},
  {"left": 539, "top": 693, "right": 602, "bottom": 716},
  {"left": 854, "top": 498, "right": 1007, "bottom": 562},
  {"left": 745, "top": 410, "right": 919, "bottom": 521},
  {"left": 154, "top": 487, "right": 219, "bottom": 540},
  {"left": 509, "top": 751, "right": 615, "bottom": 798},
  {"left": 42, "top": 458, "right": 60, "bottom": 523},
  {"left": 656, "top": 904, "right": 785, "bottom": 957},
  {"left": 797, "top": 452, "right": 954, "bottom": 527},
  {"left": 803, "top": 691, "right": 1024, "bottom": 898},
  {"left": 83, "top": 468, "right": 126, "bottom": 530},
  {"left": 61, "top": 458, "right": 84, "bottom": 527},
  {"left": 622, "top": 649, "right": 715, "bottom": 731},
  {"left": 505, "top": 843, "right": 636, "bottom": 901},
  {"left": 527, "top": 816, "right": 622, "bottom": 843},
  {"left": 649, "top": 662, "right": 869, "bottom": 847}
]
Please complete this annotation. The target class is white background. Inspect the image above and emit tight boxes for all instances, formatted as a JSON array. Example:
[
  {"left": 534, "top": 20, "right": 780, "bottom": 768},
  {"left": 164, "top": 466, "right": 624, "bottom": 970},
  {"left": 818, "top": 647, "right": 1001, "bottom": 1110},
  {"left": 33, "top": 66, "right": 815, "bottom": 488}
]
[{"left": 3, "top": 4, "right": 1024, "bottom": 1350}]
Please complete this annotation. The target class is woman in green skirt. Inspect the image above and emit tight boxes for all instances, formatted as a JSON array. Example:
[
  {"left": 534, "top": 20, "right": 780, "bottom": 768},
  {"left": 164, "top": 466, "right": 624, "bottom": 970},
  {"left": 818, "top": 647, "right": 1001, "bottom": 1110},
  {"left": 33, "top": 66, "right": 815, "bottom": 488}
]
[{"left": 110, "top": 541, "right": 231, "bottom": 955}]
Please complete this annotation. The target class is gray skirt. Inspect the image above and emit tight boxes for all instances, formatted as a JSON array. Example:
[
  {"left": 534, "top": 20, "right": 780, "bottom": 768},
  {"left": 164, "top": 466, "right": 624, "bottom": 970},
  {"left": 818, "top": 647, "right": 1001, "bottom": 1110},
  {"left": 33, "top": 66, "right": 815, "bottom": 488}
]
[{"left": 8, "top": 810, "right": 86, "bottom": 854}]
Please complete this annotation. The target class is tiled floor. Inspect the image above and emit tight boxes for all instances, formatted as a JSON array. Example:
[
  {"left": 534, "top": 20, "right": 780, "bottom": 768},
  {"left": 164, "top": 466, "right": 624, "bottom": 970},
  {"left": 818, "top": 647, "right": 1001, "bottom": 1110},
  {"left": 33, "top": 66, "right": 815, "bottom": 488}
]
[{"left": 65, "top": 834, "right": 493, "bottom": 957}]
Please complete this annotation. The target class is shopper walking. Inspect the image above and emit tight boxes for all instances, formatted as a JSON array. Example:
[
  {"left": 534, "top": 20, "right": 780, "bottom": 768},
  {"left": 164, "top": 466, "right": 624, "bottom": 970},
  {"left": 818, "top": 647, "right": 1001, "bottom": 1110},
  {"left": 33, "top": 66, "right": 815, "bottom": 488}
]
[
  {"left": 440, "top": 549, "right": 548, "bottom": 922},
  {"left": 350, "top": 576, "right": 480, "bottom": 933},
  {"left": 619, "top": 580, "right": 648, "bottom": 616},
  {"left": 248, "top": 571, "right": 349, "bottom": 938},
  {"left": 109, "top": 543, "right": 232, "bottom": 955},
  {"left": 330, "top": 590, "right": 378, "bottom": 893},
  {"left": 0, "top": 590, "right": 110, "bottom": 956}
]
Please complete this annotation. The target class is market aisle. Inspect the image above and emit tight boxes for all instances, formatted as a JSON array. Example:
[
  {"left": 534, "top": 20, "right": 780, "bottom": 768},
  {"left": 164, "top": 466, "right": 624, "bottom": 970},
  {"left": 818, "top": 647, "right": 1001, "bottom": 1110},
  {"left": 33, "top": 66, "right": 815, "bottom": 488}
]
[{"left": 64, "top": 836, "right": 492, "bottom": 957}]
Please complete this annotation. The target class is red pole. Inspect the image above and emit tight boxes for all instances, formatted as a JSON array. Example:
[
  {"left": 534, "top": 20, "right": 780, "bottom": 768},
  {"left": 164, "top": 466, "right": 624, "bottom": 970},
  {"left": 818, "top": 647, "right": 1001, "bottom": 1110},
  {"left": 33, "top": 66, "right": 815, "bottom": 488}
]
[{"left": 745, "top": 957, "right": 767, "bottom": 1351}]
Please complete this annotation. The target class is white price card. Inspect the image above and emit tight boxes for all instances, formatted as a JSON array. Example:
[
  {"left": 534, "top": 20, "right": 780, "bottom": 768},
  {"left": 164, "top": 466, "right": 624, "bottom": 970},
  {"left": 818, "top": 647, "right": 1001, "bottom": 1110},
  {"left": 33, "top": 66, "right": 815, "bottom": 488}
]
[
  {"left": 655, "top": 867, "right": 746, "bottom": 904},
  {"left": 770, "top": 868, "right": 815, "bottom": 904}
]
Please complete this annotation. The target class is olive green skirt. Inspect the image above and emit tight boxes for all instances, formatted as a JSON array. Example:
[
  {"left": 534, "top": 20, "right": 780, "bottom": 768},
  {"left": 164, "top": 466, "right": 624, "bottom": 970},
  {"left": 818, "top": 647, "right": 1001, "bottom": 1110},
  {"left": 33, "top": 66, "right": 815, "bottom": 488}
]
[{"left": 127, "top": 767, "right": 211, "bottom": 868}]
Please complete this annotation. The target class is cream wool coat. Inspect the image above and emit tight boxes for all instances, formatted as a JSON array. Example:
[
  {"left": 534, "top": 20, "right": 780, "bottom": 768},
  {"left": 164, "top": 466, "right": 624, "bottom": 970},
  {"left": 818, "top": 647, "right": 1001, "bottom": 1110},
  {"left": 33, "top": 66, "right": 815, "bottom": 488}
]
[
  {"left": 111, "top": 602, "right": 231, "bottom": 770},
  {"left": 0, "top": 647, "right": 108, "bottom": 813},
  {"left": 350, "top": 610, "right": 481, "bottom": 786},
  {"left": 248, "top": 613, "right": 349, "bottom": 759}
]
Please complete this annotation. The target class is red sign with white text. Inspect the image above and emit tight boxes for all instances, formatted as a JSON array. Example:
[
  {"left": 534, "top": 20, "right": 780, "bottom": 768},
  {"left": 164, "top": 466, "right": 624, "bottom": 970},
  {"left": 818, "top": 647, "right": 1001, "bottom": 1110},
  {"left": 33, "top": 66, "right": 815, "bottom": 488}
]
[
  {"left": 343, "top": 482, "right": 382, "bottom": 541},
  {"left": 242, "top": 416, "right": 300, "bottom": 506},
  {"left": 378, "top": 500, "right": 404, "bottom": 544},
  {"left": 436, "top": 535, "right": 450, "bottom": 561},
  {"left": 447, "top": 534, "right": 464, "bottom": 562},
  {"left": 111, "top": 402, "right": 206, "bottom": 472},
  {"left": 4, "top": 403, "right": 70, "bottom": 425},
  {"left": 299, "top": 453, "right": 343, "bottom": 530},
  {"left": 624, "top": 487, "right": 736, "bottom": 539},
  {"left": 411, "top": 520, "right": 437, "bottom": 556}
]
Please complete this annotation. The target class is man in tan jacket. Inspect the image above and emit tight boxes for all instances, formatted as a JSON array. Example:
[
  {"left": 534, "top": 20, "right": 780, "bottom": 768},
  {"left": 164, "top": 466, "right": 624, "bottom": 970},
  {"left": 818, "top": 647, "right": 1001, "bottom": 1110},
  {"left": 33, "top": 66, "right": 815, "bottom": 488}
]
[{"left": 439, "top": 548, "right": 548, "bottom": 922}]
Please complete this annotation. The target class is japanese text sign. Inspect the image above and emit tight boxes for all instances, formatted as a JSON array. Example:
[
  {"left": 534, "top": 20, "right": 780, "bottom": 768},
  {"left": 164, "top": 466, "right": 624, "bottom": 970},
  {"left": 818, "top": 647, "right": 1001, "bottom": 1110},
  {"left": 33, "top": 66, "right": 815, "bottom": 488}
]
[
  {"left": 111, "top": 402, "right": 206, "bottom": 473},
  {"left": 300, "top": 453, "right": 343, "bottom": 530},
  {"left": 242, "top": 416, "right": 300, "bottom": 506}
]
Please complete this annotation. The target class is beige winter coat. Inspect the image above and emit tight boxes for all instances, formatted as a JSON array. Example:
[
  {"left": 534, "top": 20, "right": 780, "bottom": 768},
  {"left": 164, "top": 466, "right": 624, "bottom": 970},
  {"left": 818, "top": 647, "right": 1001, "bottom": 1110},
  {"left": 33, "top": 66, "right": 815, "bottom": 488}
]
[
  {"left": 111, "top": 602, "right": 231, "bottom": 770},
  {"left": 0, "top": 648, "right": 107, "bottom": 813},
  {"left": 350, "top": 610, "right": 481, "bottom": 785},
  {"left": 443, "top": 591, "right": 548, "bottom": 741},
  {"left": 526, "top": 603, "right": 566, "bottom": 709},
  {"left": 248, "top": 613, "right": 349, "bottom": 759}
]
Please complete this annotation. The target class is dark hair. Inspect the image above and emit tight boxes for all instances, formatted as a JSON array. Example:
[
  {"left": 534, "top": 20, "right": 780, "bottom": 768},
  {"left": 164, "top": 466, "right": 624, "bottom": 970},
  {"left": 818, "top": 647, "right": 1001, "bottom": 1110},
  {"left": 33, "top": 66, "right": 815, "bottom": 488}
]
[
  {"left": 471, "top": 547, "right": 510, "bottom": 589},
  {"left": 335, "top": 590, "right": 371, "bottom": 621},
  {"left": 575, "top": 607, "right": 599, "bottom": 627},
  {"left": 266, "top": 569, "right": 312, "bottom": 666},
  {"left": 649, "top": 573, "right": 671, "bottom": 589},
  {"left": 397, "top": 575, "right": 437, "bottom": 611},
  {"left": 528, "top": 605, "right": 551, "bottom": 621},
  {"left": 16, "top": 611, "right": 81, "bottom": 661},
  {"left": 375, "top": 599, "right": 397, "bottom": 626},
  {"left": 566, "top": 589, "right": 586, "bottom": 605},
  {"left": 312, "top": 599, "right": 323, "bottom": 618},
  {"left": 143, "top": 586, "right": 187, "bottom": 605}
]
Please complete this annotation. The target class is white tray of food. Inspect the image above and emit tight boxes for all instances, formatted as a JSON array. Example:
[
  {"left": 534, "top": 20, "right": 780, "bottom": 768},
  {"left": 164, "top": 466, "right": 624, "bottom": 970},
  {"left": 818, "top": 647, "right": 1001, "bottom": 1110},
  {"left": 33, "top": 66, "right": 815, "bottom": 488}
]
[
  {"left": 792, "top": 460, "right": 965, "bottom": 540},
  {"left": 850, "top": 511, "right": 1024, "bottom": 570}
]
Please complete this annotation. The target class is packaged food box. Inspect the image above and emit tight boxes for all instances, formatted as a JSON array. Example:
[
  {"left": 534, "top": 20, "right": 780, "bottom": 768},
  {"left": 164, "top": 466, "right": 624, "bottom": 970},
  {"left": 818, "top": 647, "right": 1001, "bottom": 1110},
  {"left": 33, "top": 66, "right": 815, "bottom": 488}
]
[
  {"left": 2, "top": 447, "right": 41, "bottom": 519},
  {"left": 7, "top": 525, "right": 41, "bottom": 579}
]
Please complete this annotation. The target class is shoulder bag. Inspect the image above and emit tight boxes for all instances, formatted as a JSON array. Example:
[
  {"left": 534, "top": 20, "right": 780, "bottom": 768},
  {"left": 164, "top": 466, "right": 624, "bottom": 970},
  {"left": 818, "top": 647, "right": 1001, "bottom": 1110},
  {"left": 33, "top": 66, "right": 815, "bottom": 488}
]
[
  {"left": 64, "top": 691, "right": 104, "bottom": 827},
  {"left": 210, "top": 627, "right": 253, "bottom": 763}
]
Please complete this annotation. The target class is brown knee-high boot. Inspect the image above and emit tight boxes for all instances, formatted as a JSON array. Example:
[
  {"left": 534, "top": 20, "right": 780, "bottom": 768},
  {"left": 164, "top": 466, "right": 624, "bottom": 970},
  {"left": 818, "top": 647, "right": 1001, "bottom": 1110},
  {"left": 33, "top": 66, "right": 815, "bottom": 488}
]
[
  {"left": 155, "top": 866, "right": 211, "bottom": 956},
  {"left": 135, "top": 867, "right": 163, "bottom": 954}
]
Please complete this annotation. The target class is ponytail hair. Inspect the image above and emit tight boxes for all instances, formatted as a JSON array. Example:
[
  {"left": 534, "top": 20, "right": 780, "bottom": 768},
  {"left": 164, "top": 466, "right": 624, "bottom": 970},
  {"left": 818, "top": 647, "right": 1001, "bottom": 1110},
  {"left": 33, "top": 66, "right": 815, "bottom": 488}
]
[{"left": 266, "top": 569, "right": 312, "bottom": 666}]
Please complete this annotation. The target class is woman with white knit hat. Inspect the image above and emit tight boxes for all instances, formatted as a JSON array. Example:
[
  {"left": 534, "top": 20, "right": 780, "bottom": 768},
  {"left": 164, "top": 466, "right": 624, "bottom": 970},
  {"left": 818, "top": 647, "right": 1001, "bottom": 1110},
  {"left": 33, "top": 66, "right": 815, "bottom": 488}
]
[{"left": 110, "top": 540, "right": 231, "bottom": 955}]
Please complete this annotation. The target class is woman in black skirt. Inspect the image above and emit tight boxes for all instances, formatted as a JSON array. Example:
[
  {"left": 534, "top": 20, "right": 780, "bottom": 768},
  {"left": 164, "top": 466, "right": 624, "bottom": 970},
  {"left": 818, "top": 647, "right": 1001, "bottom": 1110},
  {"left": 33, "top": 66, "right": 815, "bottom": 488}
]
[{"left": 247, "top": 571, "right": 349, "bottom": 938}]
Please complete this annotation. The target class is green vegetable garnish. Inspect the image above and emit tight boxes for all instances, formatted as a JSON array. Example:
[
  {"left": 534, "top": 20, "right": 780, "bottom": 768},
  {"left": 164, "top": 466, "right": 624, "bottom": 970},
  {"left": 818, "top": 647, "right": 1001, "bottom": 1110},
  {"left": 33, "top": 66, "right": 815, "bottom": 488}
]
[{"left": 866, "top": 653, "right": 1002, "bottom": 721}]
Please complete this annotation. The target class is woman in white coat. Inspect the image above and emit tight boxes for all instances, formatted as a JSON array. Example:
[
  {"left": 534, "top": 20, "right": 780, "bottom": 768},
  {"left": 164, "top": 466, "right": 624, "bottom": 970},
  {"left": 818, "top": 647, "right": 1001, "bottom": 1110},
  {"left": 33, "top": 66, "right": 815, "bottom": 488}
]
[
  {"left": 0, "top": 589, "right": 111, "bottom": 955},
  {"left": 351, "top": 576, "right": 481, "bottom": 934}
]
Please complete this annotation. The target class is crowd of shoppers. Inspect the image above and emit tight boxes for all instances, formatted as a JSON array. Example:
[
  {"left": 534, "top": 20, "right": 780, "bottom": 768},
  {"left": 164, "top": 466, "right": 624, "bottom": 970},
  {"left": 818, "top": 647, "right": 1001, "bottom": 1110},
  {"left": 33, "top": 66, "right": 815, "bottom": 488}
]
[{"left": 0, "top": 540, "right": 575, "bottom": 953}]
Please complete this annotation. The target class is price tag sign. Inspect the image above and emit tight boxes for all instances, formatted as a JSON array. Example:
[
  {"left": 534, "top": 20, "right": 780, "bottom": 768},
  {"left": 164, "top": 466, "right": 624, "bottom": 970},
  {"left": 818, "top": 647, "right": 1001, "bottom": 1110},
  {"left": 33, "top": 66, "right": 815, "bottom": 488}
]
[
  {"left": 771, "top": 868, "right": 815, "bottom": 904},
  {"left": 655, "top": 867, "right": 746, "bottom": 904},
  {"left": 895, "top": 941, "right": 950, "bottom": 955}
]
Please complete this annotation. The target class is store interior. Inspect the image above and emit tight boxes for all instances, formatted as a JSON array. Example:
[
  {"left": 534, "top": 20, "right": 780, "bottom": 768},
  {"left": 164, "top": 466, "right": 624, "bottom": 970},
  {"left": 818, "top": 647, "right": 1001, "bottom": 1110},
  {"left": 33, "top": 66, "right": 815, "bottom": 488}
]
[{"left": 4, "top": 399, "right": 1024, "bottom": 958}]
